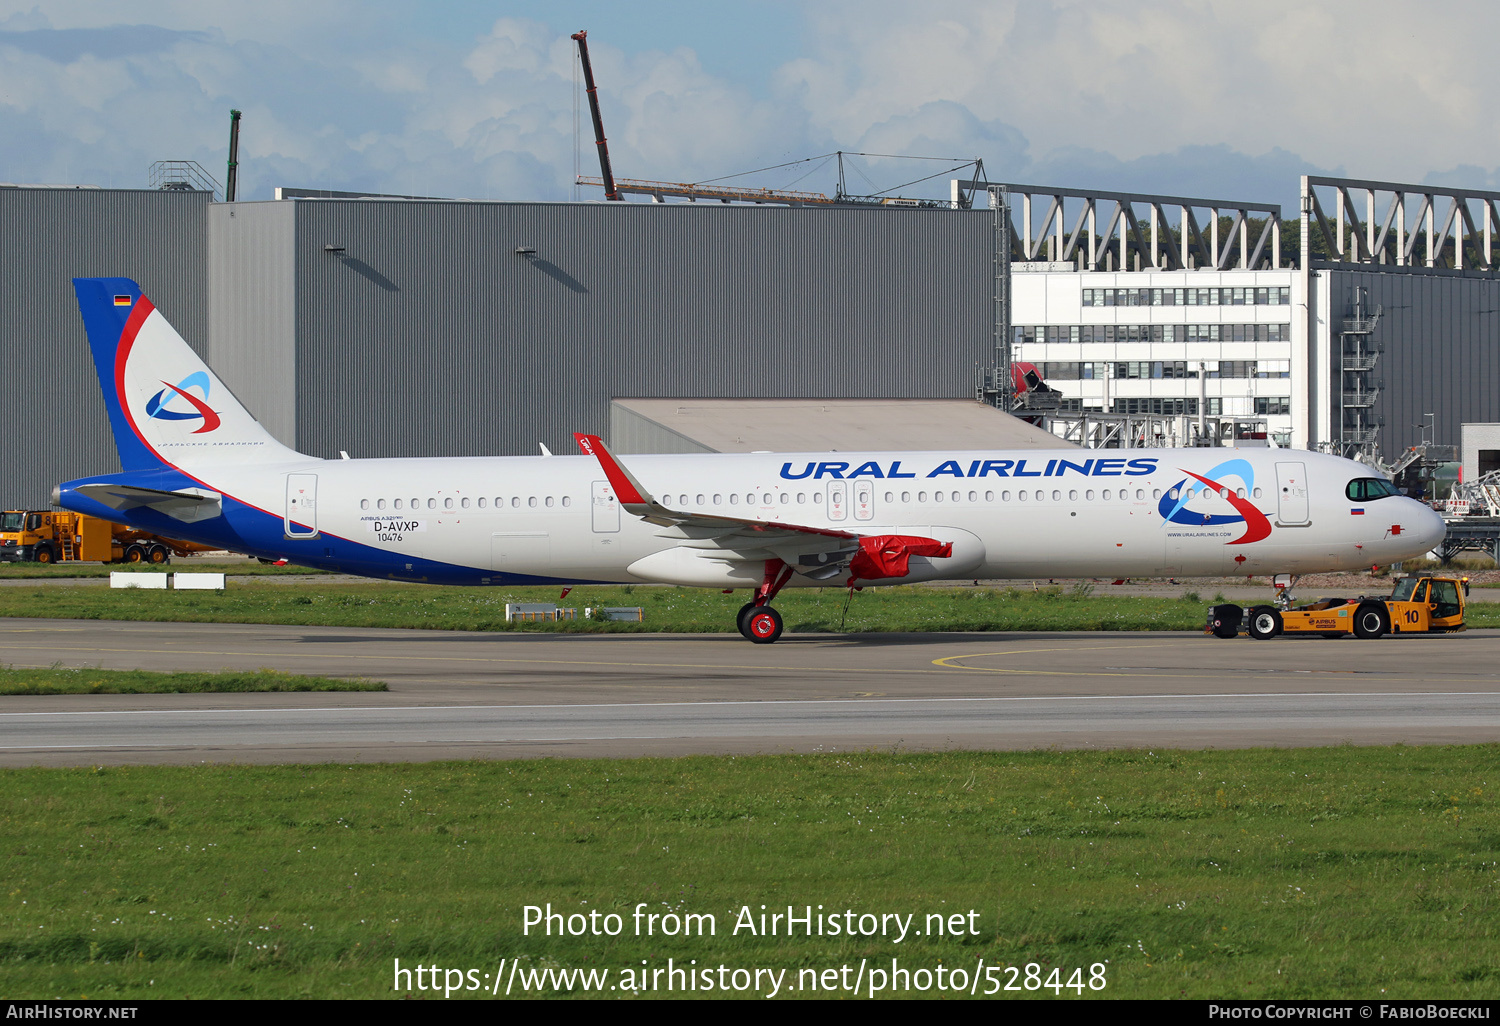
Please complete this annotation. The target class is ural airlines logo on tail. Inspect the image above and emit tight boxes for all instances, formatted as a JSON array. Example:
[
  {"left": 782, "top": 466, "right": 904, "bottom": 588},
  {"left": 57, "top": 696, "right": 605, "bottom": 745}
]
[
  {"left": 144, "top": 371, "right": 221, "bottom": 434},
  {"left": 1158, "top": 458, "right": 1272, "bottom": 545}
]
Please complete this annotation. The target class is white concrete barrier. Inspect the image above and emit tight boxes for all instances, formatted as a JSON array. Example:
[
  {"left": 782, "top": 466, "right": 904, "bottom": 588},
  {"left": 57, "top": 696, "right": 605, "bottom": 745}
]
[
  {"left": 109, "top": 572, "right": 169, "bottom": 589},
  {"left": 173, "top": 573, "right": 226, "bottom": 590}
]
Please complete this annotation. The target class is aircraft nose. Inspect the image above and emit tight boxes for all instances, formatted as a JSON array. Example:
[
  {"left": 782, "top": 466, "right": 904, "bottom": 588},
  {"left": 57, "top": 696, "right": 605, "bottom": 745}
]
[{"left": 1415, "top": 502, "right": 1448, "bottom": 555}]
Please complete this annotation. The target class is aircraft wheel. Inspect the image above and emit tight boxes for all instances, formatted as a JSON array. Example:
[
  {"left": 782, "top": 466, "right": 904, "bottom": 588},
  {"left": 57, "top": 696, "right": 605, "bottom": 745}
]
[
  {"left": 735, "top": 602, "right": 758, "bottom": 639},
  {"left": 745, "top": 606, "right": 784, "bottom": 644},
  {"left": 124, "top": 544, "right": 146, "bottom": 563},
  {"left": 1246, "top": 606, "right": 1283, "bottom": 640},
  {"left": 147, "top": 544, "right": 170, "bottom": 564},
  {"left": 1352, "top": 604, "right": 1389, "bottom": 639},
  {"left": 33, "top": 545, "right": 55, "bottom": 565}
]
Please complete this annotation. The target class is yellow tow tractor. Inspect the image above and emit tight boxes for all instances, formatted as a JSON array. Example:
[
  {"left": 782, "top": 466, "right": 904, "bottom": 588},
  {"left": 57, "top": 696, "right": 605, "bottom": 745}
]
[{"left": 1207, "top": 573, "right": 1470, "bottom": 640}]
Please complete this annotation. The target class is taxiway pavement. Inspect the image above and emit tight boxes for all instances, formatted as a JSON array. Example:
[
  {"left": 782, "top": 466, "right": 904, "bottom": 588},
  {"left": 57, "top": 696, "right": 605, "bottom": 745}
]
[{"left": 1, "top": 619, "right": 1497, "bottom": 765}]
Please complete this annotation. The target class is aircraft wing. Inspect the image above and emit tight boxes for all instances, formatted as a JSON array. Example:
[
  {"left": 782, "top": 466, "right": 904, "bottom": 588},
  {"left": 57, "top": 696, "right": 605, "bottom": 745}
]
[
  {"left": 70, "top": 483, "right": 223, "bottom": 524},
  {"left": 573, "top": 434, "right": 951, "bottom": 580}
]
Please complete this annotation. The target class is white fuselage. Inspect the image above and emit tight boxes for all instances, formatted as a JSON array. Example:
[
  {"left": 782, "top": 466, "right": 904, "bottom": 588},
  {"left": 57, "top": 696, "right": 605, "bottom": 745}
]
[{"left": 198, "top": 446, "right": 1446, "bottom": 585}]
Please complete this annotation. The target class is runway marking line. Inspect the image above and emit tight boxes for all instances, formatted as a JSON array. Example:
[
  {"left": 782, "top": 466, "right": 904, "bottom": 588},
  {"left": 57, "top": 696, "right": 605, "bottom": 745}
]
[{"left": 4, "top": 690, "right": 1498, "bottom": 719}]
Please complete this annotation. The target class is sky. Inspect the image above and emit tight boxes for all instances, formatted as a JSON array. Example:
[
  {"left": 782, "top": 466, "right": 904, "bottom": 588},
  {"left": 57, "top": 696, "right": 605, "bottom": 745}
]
[{"left": 1, "top": 1, "right": 1497, "bottom": 212}]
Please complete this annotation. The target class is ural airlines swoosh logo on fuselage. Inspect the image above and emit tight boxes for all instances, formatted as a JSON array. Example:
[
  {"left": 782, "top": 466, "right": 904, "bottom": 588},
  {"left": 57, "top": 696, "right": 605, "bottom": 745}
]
[
  {"left": 144, "top": 372, "right": 221, "bottom": 434},
  {"left": 1157, "top": 458, "right": 1273, "bottom": 545}
]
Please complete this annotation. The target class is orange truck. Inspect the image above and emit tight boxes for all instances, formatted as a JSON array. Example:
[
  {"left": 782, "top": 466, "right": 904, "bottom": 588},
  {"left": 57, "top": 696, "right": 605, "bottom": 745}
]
[{"left": 0, "top": 510, "right": 216, "bottom": 565}]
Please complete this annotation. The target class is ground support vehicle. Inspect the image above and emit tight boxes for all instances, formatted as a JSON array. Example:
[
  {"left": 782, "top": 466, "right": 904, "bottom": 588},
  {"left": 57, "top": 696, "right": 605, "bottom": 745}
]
[
  {"left": 0, "top": 510, "right": 214, "bottom": 565},
  {"left": 1207, "top": 574, "right": 1468, "bottom": 640}
]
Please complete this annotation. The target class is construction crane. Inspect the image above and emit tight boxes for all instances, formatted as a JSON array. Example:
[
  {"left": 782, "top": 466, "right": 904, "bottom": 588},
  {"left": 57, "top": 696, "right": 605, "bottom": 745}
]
[
  {"left": 578, "top": 151, "right": 981, "bottom": 208},
  {"left": 571, "top": 30, "right": 619, "bottom": 201}
]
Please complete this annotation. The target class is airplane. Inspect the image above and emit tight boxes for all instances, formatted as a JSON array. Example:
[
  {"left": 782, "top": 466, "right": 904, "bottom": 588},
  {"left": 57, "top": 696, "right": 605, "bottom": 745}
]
[{"left": 53, "top": 277, "right": 1448, "bottom": 643}]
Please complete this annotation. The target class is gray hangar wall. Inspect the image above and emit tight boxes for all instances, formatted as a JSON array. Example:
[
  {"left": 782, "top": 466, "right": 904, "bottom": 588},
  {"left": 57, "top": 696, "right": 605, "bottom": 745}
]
[
  {"left": 1316, "top": 267, "right": 1500, "bottom": 454},
  {"left": 209, "top": 199, "right": 993, "bottom": 461},
  {"left": 0, "top": 187, "right": 210, "bottom": 509}
]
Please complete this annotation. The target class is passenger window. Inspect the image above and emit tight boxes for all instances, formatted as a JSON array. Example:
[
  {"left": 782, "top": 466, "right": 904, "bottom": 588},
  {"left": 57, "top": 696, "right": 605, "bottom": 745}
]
[
  {"left": 934, "top": 492, "right": 944, "bottom": 503},
  {"left": 918, "top": 491, "right": 928, "bottom": 502},
  {"left": 901, "top": 492, "right": 911, "bottom": 502},
  {"left": 360, "top": 499, "right": 369, "bottom": 510},
  {"left": 951, "top": 491, "right": 960, "bottom": 502},
  {"left": 1068, "top": 490, "right": 1078, "bottom": 501},
  {"left": 562, "top": 496, "right": 571, "bottom": 507},
  {"left": 763, "top": 493, "right": 772, "bottom": 504},
  {"left": 1052, "top": 490, "right": 1061, "bottom": 501},
  {"left": 714, "top": 494, "right": 722, "bottom": 504},
  {"left": 1237, "top": 488, "right": 1246, "bottom": 498},
  {"left": 1018, "top": 490, "right": 1028, "bottom": 502},
  {"left": 1253, "top": 487, "right": 1263, "bottom": 498},
  {"left": 511, "top": 497, "right": 520, "bottom": 507},
  {"left": 1035, "top": 490, "right": 1044, "bottom": 501},
  {"left": 1152, "top": 489, "right": 1161, "bottom": 499},
  {"left": 884, "top": 492, "right": 893, "bottom": 502},
  {"left": 729, "top": 494, "right": 738, "bottom": 504},
  {"left": 782, "top": 494, "right": 791, "bottom": 504},
  {"left": 393, "top": 499, "right": 403, "bottom": 510},
  {"left": 545, "top": 496, "right": 554, "bottom": 508},
  {"left": 968, "top": 491, "right": 977, "bottom": 502},
  {"left": 477, "top": 498, "right": 486, "bottom": 508},
  {"left": 528, "top": 497, "right": 537, "bottom": 508},
  {"left": 813, "top": 493, "right": 822, "bottom": 502},
  {"left": 428, "top": 498, "right": 437, "bottom": 509},
  {"left": 697, "top": 494, "right": 706, "bottom": 505},
  {"left": 1000, "top": 490, "right": 1010, "bottom": 501},
  {"left": 1102, "top": 489, "right": 1111, "bottom": 500},
  {"left": 1137, "top": 489, "right": 1145, "bottom": 500},
  {"left": 985, "top": 490, "right": 994, "bottom": 501},
  {"left": 377, "top": 498, "right": 386, "bottom": 510},
  {"left": 795, "top": 493, "right": 804, "bottom": 503},
  {"left": 1086, "top": 489, "right": 1095, "bottom": 500},
  {"left": 444, "top": 497, "right": 454, "bottom": 509}
]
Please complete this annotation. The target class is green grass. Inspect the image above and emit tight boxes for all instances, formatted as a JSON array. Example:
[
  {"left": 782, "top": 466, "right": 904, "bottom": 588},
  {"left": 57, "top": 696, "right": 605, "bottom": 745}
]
[
  {"left": 1, "top": 746, "right": 1496, "bottom": 999},
  {"left": 0, "top": 561, "right": 332, "bottom": 579},
  {"left": 0, "top": 667, "right": 385, "bottom": 695},
  {"left": 1, "top": 580, "right": 1498, "bottom": 634},
  {"left": 0, "top": 582, "right": 1260, "bottom": 634}
]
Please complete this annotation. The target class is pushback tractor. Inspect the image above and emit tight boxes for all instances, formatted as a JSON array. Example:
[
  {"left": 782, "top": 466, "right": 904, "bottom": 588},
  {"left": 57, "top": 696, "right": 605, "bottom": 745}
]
[{"left": 1207, "top": 573, "right": 1469, "bottom": 640}]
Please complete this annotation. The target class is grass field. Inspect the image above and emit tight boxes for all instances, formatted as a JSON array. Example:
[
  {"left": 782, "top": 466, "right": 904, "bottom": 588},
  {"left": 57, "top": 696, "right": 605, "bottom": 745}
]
[
  {"left": 2, "top": 580, "right": 1499, "bottom": 634},
  {"left": 1, "top": 746, "right": 1495, "bottom": 1000},
  {"left": 0, "top": 667, "right": 385, "bottom": 695}
]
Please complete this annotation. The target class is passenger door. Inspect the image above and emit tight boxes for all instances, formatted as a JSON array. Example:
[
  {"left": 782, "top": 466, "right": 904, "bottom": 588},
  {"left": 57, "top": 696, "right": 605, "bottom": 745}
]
[
  {"left": 1275, "top": 462, "right": 1310, "bottom": 525},
  {"left": 285, "top": 474, "right": 319, "bottom": 539}
]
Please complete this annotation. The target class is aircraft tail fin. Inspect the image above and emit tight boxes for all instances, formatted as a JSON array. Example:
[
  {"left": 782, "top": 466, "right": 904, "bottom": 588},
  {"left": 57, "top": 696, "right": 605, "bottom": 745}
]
[{"left": 73, "top": 277, "right": 302, "bottom": 471}]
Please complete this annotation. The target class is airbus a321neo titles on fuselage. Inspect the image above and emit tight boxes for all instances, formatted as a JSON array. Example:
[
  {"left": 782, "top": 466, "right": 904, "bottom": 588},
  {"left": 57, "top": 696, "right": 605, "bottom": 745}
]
[{"left": 54, "top": 278, "right": 1447, "bottom": 643}]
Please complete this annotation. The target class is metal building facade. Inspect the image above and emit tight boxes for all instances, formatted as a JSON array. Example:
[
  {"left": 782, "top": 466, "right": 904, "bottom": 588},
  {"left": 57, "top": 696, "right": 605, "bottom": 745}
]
[
  {"left": 1310, "top": 266, "right": 1500, "bottom": 455},
  {"left": 272, "top": 199, "right": 993, "bottom": 460},
  {"left": 0, "top": 186, "right": 209, "bottom": 509}
]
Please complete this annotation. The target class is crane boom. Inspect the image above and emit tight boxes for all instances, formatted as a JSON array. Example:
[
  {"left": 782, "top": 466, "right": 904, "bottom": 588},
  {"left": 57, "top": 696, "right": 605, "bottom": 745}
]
[{"left": 571, "top": 30, "right": 619, "bottom": 202}]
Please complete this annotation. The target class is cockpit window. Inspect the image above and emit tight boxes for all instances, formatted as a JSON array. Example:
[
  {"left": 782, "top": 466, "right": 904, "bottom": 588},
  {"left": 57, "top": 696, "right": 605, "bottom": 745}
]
[{"left": 1346, "top": 478, "right": 1400, "bottom": 502}]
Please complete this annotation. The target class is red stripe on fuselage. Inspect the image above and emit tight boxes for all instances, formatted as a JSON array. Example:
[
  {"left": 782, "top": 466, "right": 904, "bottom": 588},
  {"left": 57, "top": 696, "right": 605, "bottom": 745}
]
[{"left": 1179, "top": 468, "right": 1273, "bottom": 545}]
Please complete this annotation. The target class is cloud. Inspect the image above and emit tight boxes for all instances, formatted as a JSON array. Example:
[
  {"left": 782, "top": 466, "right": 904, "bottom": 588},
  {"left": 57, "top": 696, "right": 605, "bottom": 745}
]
[{"left": 0, "top": 2, "right": 1496, "bottom": 210}]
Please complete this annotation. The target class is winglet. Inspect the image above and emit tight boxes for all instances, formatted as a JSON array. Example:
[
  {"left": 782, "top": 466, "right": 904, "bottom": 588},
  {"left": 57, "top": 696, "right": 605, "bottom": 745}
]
[{"left": 574, "top": 433, "right": 651, "bottom": 509}]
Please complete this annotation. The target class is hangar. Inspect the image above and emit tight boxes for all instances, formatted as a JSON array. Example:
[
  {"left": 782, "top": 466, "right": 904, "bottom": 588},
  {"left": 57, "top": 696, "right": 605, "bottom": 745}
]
[{"left": 2, "top": 170, "right": 1496, "bottom": 510}]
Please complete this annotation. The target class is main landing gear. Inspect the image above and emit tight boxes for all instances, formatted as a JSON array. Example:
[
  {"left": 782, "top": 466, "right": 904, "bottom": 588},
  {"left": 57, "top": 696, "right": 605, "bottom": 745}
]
[{"left": 737, "top": 560, "right": 795, "bottom": 644}]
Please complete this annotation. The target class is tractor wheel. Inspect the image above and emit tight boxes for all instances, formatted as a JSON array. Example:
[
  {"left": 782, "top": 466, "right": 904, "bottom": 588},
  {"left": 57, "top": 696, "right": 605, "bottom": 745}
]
[
  {"left": 147, "top": 544, "right": 170, "bottom": 564},
  {"left": 1352, "top": 604, "right": 1389, "bottom": 639},
  {"left": 1246, "top": 606, "right": 1283, "bottom": 640},
  {"left": 34, "top": 545, "right": 55, "bottom": 565}
]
